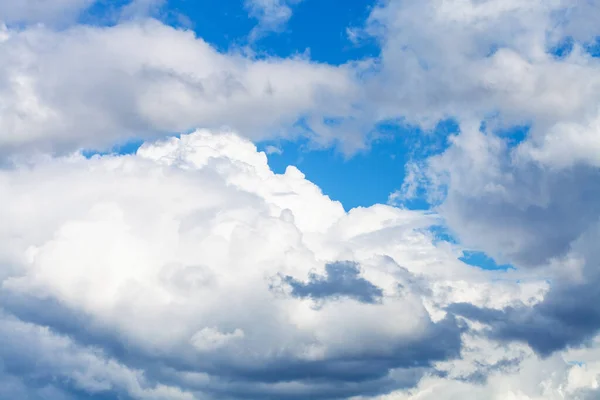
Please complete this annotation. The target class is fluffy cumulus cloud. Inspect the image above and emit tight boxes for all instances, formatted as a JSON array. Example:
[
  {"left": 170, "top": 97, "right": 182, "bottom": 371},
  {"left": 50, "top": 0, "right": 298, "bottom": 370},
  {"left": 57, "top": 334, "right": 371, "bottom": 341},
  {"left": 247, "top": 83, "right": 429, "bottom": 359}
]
[
  {"left": 356, "top": 0, "right": 600, "bottom": 177},
  {"left": 0, "top": 13, "right": 356, "bottom": 156},
  {"left": 0, "top": 129, "right": 580, "bottom": 399},
  {"left": 361, "top": 0, "right": 600, "bottom": 125}
]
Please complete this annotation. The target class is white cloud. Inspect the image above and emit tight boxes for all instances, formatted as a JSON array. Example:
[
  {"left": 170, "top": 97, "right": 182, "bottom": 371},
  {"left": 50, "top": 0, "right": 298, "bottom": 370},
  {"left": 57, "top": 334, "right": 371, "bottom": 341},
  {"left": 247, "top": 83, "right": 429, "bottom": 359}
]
[
  {"left": 265, "top": 145, "right": 283, "bottom": 155},
  {"left": 0, "top": 19, "right": 357, "bottom": 156},
  {"left": 190, "top": 327, "right": 245, "bottom": 351},
  {"left": 0, "top": 0, "right": 167, "bottom": 26},
  {"left": 245, "top": 0, "right": 303, "bottom": 40},
  {"left": 0, "top": 129, "right": 556, "bottom": 399},
  {"left": 355, "top": 0, "right": 600, "bottom": 164},
  {"left": 369, "top": 352, "right": 600, "bottom": 400},
  {"left": 0, "top": 0, "right": 96, "bottom": 25}
]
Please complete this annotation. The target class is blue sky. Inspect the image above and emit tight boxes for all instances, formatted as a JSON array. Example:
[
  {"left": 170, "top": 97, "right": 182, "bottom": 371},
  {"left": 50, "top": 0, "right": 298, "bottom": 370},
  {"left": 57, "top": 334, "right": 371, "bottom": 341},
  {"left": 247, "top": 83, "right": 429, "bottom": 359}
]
[
  {"left": 166, "top": 0, "right": 379, "bottom": 63},
  {"left": 260, "top": 118, "right": 456, "bottom": 210}
]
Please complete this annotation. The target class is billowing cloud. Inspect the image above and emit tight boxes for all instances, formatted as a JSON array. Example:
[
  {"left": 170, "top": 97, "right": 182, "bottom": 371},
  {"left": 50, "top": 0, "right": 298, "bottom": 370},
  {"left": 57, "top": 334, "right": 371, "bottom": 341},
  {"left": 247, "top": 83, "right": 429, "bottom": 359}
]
[
  {"left": 360, "top": 0, "right": 600, "bottom": 126},
  {"left": 0, "top": 18, "right": 357, "bottom": 156},
  {"left": 2, "top": 129, "right": 573, "bottom": 399},
  {"left": 0, "top": 129, "right": 490, "bottom": 399},
  {"left": 364, "top": 0, "right": 600, "bottom": 366}
]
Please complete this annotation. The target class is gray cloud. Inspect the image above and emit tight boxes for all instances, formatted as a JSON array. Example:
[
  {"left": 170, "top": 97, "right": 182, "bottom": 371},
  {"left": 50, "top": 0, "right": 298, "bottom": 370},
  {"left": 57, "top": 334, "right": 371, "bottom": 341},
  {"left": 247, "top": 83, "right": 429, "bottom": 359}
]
[
  {"left": 1, "top": 282, "right": 464, "bottom": 399},
  {"left": 280, "top": 261, "right": 384, "bottom": 304},
  {"left": 451, "top": 270, "right": 600, "bottom": 356}
]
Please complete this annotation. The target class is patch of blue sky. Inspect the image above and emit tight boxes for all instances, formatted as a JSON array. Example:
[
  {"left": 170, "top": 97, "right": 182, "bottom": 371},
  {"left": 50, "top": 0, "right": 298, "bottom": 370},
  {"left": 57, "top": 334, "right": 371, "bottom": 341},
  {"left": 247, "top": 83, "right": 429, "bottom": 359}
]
[
  {"left": 499, "top": 124, "right": 530, "bottom": 147},
  {"left": 548, "top": 36, "right": 575, "bottom": 59},
  {"left": 262, "top": 135, "right": 409, "bottom": 211},
  {"left": 479, "top": 114, "right": 531, "bottom": 149},
  {"left": 459, "top": 251, "right": 515, "bottom": 271},
  {"left": 160, "top": 0, "right": 254, "bottom": 51},
  {"left": 141, "top": 0, "right": 380, "bottom": 64},
  {"left": 485, "top": 43, "right": 500, "bottom": 57},
  {"left": 82, "top": 129, "right": 195, "bottom": 158},
  {"left": 493, "top": 123, "right": 530, "bottom": 148},
  {"left": 428, "top": 225, "right": 516, "bottom": 271},
  {"left": 584, "top": 36, "right": 600, "bottom": 58},
  {"left": 261, "top": 118, "right": 457, "bottom": 210},
  {"left": 428, "top": 225, "right": 458, "bottom": 245},
  {"left": 275, "top": 0, "right": 379, "bottom": 64},
  {"left": 81, "top": 138, "right": 145, "bottom": 158},
  {"left": 78, "top": 0, "right": 131, "bottom": 26},
  {"left": 546, "top": 35, "right": 600, "bottom": 59}
]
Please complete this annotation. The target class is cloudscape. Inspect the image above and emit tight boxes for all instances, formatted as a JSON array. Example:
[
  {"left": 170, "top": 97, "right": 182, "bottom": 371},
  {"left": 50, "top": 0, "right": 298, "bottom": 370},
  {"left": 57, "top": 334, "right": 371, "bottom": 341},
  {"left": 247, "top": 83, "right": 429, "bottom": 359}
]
[{"left": 1, "top": 1, "right": 600, "bottom": 399}]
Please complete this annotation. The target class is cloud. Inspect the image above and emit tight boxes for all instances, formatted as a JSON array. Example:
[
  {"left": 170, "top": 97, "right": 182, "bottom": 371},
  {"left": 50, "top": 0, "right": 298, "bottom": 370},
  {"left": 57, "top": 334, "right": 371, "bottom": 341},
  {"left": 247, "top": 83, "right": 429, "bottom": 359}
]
[
  {"left": 245, "top": 0, "right": 302, "bottom": 41},
  {"left": 344, "top": 0, "right": 600, "bottom": 362},
  {"left": 448, "top": 215, "right": 600, "bottom": 357},
  {"left": 0, "top": 0, "right": 95, "bottom": 25},
  {"left": 369, "top": 351, "right": 600, "bottom": 400},
  {"left": 264, "top": 145, "right": 283, "bottom": 155},
  {"left": 280, "top": 261, "right": 384, "bottom": 304},
  {"left": 350, "top": 0, "right": 600, "bottom": 173},
  {"left": 0, "top": 129, "right": 493, "bottom": 399},
  {"left": 401, "top": 99, "right": 600, "bottom": 364},
  {"left": 359, "top": 0, "right": 600, "bottom": 126},
  {"left": 0, "top": 310, "right": 195, "bottom": 399},
  {"left": 0, "top": 19, "right": 357, "bottom": 156},
  {"left": 0, "top": 0, "right": 168, "bottom": 26},
  {"left": 0, "top": 133, "right": 595, "bottom": 399},
  {"left": 120, "top": 0, "right": 166, "bottom": 20},
  {"left": 190, "top": 327, "right": 245, "bottom": 351},
  {"left": 354, "top": 0, "right": 600, "bottom": 260}
]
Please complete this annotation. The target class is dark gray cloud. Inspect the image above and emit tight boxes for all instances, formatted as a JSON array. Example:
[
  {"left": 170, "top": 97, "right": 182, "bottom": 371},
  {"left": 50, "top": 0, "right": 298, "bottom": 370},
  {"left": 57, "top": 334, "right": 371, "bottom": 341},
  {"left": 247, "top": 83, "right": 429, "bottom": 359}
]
[
  {"left": 440, "top": 164, "right": 600, "bottom": 268},
  {"left": 0, "top": 309, "right": 136, "bottom": 400},
  {"left": 445, "top": 198, "right": 600, "bottom": 357},
  {"left": 0, "top": 287, "right": 464, "bottom": 400},
  {"left": 450, "top": 272, "right": 600, "bottom": 356},
  {"left": 280, "top": 261, "right": 384, "bottom": 304}
]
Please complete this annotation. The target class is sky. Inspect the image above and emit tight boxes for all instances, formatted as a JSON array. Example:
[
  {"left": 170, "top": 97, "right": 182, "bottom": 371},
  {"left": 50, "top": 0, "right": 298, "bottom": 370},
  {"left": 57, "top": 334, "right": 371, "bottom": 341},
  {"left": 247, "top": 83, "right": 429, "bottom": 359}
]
[{"left": 1, "top": 0, "right": 600, "bottom": 399}]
